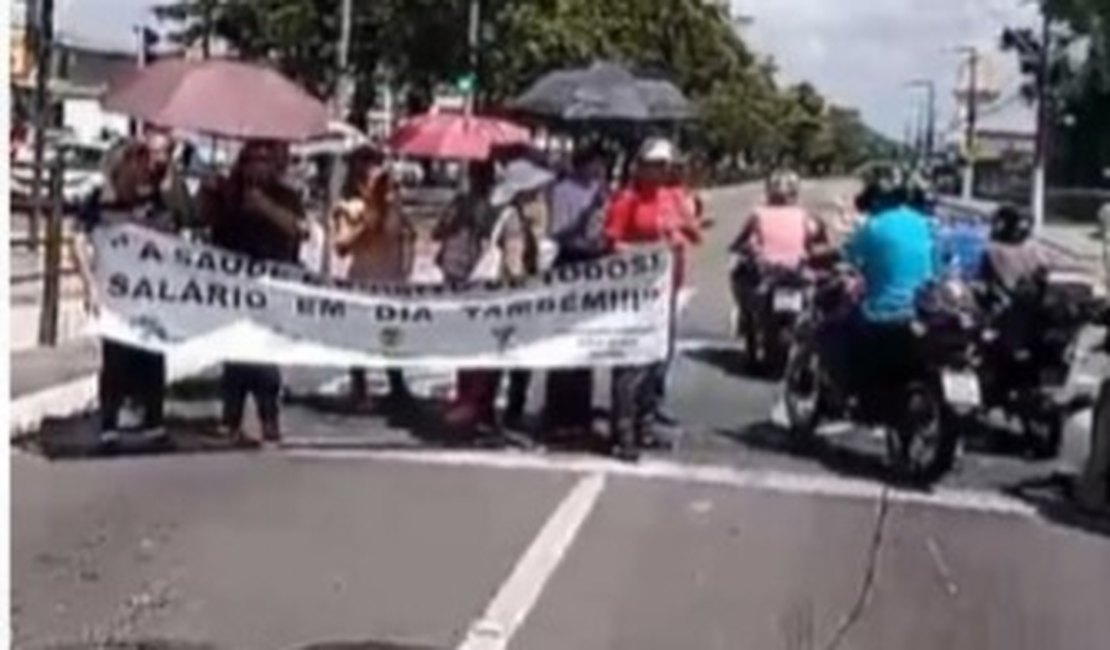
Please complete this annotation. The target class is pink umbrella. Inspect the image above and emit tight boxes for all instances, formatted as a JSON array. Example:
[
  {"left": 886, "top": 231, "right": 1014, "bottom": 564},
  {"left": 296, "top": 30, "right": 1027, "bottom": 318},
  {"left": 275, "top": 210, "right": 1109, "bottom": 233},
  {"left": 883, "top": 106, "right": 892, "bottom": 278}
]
[
  {"left": 102, "top": 58, "right": 329, "bottom": 141},
  {"left": 388, "top": 112, "right": 530, "bottom": 160}
]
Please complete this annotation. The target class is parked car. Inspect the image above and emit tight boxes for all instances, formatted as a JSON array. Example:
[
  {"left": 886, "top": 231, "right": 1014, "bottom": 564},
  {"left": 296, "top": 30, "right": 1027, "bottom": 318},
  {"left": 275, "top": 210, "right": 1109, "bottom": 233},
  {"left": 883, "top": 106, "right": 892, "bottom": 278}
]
[{"left": 10, "top": 134, "right": 113, "bottom": 210}]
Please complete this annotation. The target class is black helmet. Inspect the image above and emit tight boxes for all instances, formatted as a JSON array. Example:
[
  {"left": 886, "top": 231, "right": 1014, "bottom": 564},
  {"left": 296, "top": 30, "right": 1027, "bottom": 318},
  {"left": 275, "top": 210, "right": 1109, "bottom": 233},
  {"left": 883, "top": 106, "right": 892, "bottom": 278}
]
[
  {"left": 856, "top": 164, "right": 907, "bottom": 214},
  {"left": 991, "top": 204, "right": 1033, "bottom": 243}
]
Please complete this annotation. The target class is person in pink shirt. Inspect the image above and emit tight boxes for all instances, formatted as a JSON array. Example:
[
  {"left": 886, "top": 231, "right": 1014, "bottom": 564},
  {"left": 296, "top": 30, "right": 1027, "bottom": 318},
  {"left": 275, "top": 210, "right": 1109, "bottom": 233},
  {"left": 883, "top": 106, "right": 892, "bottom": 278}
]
[
  {"left": 732, "top": 170, "right": 825, "bottom": 266},
  {"left": 729, "top": 170, "right": 829, "bottom": 363}
]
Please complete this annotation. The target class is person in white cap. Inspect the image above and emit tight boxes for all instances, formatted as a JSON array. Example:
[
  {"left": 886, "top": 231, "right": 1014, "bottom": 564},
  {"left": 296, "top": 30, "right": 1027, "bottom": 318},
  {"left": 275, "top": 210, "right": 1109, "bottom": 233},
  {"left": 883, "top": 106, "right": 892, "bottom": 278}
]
[{"left": 603, "top": 137, "right": 703, "bottom": 461}]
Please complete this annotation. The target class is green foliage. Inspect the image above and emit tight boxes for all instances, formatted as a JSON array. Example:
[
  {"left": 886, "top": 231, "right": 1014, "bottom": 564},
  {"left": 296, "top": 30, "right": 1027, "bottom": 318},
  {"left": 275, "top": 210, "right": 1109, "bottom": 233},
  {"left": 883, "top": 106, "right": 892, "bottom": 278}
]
[
  {"left": 1022, "top": 0, "right": 1110, "bottom": 184},
  {"left": 155, "top": 0, "right": 886, "bottom": 172}
]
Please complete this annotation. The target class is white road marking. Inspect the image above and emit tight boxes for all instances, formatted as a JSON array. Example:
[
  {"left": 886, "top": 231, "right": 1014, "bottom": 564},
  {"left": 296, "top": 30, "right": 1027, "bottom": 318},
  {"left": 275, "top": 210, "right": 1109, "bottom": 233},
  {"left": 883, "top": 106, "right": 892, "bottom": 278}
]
[
  {"left": 284, "top": 447, "right": 1039, "bottom": 518},
  {"left": 457, "top": 472, "right": 607, "bottom": 650}
]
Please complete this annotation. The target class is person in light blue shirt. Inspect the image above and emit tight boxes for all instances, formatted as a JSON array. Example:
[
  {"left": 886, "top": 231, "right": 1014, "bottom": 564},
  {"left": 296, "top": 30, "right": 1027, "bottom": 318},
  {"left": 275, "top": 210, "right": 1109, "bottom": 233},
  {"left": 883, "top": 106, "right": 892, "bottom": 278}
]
[
  {"left": 828, "top": 166, "right": 939, "bottom": 394},
  {"left": 846, "top": 204, "right": 937, "bottom": 322}
]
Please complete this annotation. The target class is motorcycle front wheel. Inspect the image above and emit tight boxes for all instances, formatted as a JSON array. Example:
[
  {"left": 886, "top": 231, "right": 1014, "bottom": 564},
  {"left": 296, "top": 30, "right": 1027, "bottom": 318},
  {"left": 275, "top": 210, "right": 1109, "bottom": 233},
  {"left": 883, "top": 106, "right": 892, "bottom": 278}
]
[
  {"left": 783, "top": 340, "right": 824, "bottom": 441},
  {"left": 1022, "top": 406, "right": 1065, "bottom": 460}
]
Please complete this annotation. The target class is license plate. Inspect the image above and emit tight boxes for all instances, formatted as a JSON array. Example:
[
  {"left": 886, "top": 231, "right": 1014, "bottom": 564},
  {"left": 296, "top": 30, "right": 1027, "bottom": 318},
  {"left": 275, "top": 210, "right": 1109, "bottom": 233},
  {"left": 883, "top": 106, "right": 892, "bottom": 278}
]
[
  {"left": 942, "top": 371, "right": 981, "bottom": 406},
  {"left": 773, "top": 290, "right": 804, "bottom": 313}
]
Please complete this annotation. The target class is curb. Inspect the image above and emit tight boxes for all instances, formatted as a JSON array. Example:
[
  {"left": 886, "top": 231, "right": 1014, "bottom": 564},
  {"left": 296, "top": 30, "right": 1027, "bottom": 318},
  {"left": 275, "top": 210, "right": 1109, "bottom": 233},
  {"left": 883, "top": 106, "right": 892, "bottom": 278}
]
[{"left": 10, "top": 374, "right": 98, "bottom": 437}]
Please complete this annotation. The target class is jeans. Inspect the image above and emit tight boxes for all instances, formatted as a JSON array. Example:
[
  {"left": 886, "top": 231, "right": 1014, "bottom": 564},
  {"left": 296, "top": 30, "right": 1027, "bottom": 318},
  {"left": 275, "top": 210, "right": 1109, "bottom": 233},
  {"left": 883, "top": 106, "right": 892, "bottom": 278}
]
[
  {"left": 1080, "top": 379, "right": 1110, "bottom": 509},
  {"left": 544, "top": 248, "right": 601, "bottom": 430},
  {"left": 99, "top": 341, "right": 165, "bottom": 431},
  {"left": 610, "top": 362, "right": 664, "bottom": 448},
  {"left": 222, "top": 363, "right": 281, "bottom": 431}
]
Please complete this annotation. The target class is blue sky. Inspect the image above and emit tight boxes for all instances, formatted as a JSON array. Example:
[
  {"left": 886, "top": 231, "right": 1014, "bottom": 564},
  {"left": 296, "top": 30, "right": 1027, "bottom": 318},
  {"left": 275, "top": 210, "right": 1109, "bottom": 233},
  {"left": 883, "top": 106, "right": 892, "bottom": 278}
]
[{"left": 53, "top": 0, "right": 1041, "bottom": 138}]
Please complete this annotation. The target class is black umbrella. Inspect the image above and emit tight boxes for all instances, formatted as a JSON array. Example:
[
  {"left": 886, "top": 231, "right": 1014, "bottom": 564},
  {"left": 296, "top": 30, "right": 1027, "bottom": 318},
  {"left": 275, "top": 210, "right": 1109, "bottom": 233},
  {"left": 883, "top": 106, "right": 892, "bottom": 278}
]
[{"left": 511, "top": 61, "right": 694, "bottom": 122}]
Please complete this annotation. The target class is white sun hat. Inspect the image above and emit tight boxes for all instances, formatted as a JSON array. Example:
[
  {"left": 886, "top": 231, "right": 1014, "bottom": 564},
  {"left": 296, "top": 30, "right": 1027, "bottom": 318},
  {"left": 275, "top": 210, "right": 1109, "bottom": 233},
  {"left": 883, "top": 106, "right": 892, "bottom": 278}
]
[
  {"left": 490, "top": 158, "right": 556, "bottom": 207},
  {"left": 637, "top": 137, "right": 677, "bottom": 163}
]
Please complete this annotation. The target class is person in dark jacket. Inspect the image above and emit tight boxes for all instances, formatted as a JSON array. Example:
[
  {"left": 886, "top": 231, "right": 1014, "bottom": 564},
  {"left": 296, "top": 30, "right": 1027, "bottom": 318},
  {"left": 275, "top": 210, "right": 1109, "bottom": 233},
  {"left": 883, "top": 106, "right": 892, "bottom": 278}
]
[
  {"left": 543, "top": 146, "right": 610, "bottom": 440},
  {"left": 202, "top": 140, "right": 308, "bottom": 444}
]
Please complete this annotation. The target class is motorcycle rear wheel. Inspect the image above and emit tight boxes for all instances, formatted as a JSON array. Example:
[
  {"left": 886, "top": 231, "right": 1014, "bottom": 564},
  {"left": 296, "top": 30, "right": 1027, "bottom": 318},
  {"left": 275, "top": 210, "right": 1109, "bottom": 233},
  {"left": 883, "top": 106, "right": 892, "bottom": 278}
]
[{"left": 887, "top": 383, "right": 960, "bottom": 484}]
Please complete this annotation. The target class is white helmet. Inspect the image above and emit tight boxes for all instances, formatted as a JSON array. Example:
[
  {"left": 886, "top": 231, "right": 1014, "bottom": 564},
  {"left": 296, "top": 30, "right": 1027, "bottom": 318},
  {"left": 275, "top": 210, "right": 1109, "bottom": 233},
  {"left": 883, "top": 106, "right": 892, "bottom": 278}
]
[
  {"left": 766, "top": 169, "right": 801, "bottom": 204},
  {"left": 763, "top": 168, "right": 799, "bottom": 204}
]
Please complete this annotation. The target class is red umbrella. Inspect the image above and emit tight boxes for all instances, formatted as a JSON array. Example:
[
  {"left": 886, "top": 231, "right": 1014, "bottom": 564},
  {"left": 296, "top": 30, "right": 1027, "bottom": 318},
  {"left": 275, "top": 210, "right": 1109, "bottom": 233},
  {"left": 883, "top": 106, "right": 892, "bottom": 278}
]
[
  {"left": 102, "top": 58, "right": 329, "bottom": 141},
  {"left": 388, "top": 112, "right": 530, "bottom": 160}
]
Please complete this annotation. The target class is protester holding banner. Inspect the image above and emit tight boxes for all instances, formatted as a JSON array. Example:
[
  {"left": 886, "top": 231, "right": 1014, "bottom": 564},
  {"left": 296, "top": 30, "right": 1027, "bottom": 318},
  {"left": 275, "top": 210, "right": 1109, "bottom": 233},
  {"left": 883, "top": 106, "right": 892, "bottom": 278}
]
[
  {"left": 544, "top": 146, "right": 611, "bottom": 438},
  {"left": 145, "top": 128, "right": 198, "bottom": 232},
  {"left": 73, "top": 140, "right": 177, "bottom": 444},
  {"left": 434, "top": 163, "right": 496, "bottom": 285},
  {"left": 333, "top": 147, "right": 414, "bottom": 410},
  {"left": 604, "top": 138, "right": 702, "bottom": 460},
  {"left": 445, "top": 158, "right": 556, "bottom": 433},
  {"left": 203, "top": 140, "right": 308, "bottom": 444}
]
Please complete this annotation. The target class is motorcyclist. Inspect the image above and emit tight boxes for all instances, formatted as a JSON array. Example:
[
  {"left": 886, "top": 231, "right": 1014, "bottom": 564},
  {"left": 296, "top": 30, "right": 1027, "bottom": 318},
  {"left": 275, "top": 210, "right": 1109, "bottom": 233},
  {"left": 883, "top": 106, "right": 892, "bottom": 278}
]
[
  {"left": 836, "top": 165, "right": 938, "bottom": 391},
  {"left": 731, "top": 170, "right": 827, "bottom": 267},
  {"left": 981, "top": 204, "right": 1047, "bottom": 295},
  {"left": 730, "top": 170, "right": 829, "bottom": 353}
]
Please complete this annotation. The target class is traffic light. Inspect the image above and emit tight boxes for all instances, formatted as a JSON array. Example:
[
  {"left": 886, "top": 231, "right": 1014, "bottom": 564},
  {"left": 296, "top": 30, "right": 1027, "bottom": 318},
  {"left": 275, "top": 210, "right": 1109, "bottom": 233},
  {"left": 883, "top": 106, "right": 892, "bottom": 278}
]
[{"left": 1001, "top": 27, "right": 1045, "bottom": 103}]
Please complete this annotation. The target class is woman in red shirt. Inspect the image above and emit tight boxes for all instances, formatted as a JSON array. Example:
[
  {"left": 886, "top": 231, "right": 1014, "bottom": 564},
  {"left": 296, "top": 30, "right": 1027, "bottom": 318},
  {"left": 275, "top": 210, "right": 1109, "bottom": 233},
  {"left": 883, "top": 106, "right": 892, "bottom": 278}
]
[{"left": 604, "top": 138, "right": 702, "bottom": 461}]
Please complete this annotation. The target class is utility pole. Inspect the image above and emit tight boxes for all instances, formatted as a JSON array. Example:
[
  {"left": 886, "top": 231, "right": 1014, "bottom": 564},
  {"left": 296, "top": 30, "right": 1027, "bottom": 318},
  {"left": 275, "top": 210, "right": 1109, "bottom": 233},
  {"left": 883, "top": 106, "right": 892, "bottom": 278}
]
[
  {"left": 959, "top": 47, "right": 980, "bottom": 200},
  {"left": 336, "top": 0, "right": 354, "bottom": 120},
  {"left": 322, "top": 0, "right": 354, "bottom": 277},
  {"left": 28, "top": 0, "right": 56, "bottom": 251},
  {"left": 201, "top": 0, "right": 213, "bottom": 58},
  {"left": 908, "top": 80, "right": 937, "bottom": 161},
  {"left": 466, "top": 0, "right": 481, "bottom": 115},
  {"left": 132, "top": 24, "right": 150, "bottom": 137},
  {"left": 1032, "top": 11, "right": 1051, "bottom": 233}
]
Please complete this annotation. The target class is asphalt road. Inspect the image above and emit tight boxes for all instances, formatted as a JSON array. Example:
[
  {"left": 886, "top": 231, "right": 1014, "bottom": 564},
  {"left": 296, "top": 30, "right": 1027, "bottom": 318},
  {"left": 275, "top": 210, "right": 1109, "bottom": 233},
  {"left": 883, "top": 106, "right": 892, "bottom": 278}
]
[{"left": 12, "top": 179, "right": 1110, "bottom": 649}]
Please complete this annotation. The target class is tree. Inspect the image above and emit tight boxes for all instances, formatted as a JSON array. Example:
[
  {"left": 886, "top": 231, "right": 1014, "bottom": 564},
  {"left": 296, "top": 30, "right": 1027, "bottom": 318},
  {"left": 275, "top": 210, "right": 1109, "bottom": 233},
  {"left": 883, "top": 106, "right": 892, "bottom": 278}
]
[
  {"left": 1011, "top": 0, "right": 1110, "bottom": 185},
  {"left": 155, "top": 0, "right": 883, "bottom": 174}
]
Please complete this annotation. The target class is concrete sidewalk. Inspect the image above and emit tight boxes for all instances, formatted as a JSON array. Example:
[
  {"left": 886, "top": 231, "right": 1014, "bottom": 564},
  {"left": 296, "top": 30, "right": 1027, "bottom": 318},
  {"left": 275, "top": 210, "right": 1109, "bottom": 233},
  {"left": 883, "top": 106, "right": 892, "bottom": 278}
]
[{"left": 9, "top": 338, "right": 101, "bottom": 435}]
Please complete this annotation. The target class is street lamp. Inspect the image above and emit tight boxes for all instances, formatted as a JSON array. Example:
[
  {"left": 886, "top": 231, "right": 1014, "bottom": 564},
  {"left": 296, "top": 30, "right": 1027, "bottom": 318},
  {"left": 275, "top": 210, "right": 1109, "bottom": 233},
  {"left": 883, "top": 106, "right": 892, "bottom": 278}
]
[{"left": 953, "top": 46, "right": 982, "bottom": 200}]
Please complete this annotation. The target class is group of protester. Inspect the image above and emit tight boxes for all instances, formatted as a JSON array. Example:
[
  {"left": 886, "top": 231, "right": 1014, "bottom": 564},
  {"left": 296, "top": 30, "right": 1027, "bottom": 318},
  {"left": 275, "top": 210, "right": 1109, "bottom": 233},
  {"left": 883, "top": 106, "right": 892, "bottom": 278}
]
[
  {"left": 73, "top": 130, "right": 706, "bottom": 461},
  {"left": 432, "top": 137, "right": 707, "bottom": 461}
]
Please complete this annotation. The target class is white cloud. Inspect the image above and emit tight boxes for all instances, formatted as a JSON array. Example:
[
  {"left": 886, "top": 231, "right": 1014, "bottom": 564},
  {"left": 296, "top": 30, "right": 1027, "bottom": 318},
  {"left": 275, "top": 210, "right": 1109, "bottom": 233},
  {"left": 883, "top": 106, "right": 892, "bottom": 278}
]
[{"left": 737, "top": 0, "right": 1040, "bottom": 137}]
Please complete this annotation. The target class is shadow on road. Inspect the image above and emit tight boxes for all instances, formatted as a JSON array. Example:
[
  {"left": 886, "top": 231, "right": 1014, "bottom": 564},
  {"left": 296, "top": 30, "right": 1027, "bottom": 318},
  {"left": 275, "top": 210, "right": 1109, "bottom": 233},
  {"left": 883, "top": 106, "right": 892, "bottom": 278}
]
[
  {"left": 1003, "top": 473, "right": 1110, "bottom": 538},
  {"left": 682, "top": 347, "right": 779, "bottom": 383},
  {"left": 13, "top": 413, "right": 255, "bottom": 460},
  {"left": 715, "top": 421, "right": 915, "bottom": 487}
]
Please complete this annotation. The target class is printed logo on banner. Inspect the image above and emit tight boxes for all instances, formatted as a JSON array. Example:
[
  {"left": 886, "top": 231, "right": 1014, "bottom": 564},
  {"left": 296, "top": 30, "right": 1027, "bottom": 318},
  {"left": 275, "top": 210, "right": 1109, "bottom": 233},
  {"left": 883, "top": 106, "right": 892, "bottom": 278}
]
[
  {"left": 130, "top": 315, "right": 171, "bottom": 342},
  {"left": 111, "top": 232, "right": 131, "bottom": 249},
  {"left": 491, "top": 326, "right": 517, "bottom": 352},
  {"left": 379, "top": 327, "right": 404, "bottom": 350}
]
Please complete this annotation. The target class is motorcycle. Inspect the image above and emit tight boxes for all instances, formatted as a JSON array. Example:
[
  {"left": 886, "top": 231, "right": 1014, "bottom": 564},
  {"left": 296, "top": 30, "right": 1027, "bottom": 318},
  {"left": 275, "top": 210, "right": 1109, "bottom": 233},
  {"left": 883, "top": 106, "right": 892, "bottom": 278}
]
[
  {"left": 782, "top": 269, "right": 981, "bottom": 482},
  {"left": 977, "top": 270, "right": 1101, "bottom": 458},
  {"left": 730, "top": 254, "right": 813, "bottom": 376}
]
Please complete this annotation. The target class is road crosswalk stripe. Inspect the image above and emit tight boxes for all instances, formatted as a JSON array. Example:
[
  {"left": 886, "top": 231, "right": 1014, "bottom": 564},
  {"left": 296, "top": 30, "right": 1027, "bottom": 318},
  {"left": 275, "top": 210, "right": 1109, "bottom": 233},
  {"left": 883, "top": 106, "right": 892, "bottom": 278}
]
[{"left": 457, "top": 472, "right": 607, "bottom": 650}]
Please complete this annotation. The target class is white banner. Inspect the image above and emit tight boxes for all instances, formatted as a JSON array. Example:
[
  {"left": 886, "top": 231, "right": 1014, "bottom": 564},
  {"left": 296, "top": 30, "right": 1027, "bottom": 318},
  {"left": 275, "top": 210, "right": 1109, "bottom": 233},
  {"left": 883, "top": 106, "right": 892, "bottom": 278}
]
[{"left": 92, "top": 224, "right": 674, "bottom": 373}]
